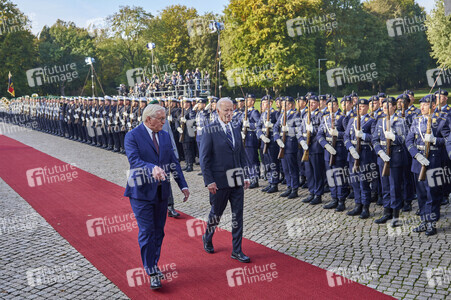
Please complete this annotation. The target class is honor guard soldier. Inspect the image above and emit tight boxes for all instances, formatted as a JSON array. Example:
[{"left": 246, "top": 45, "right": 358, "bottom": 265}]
[
  {"left": 406, "top": 94, "right": 450, "bottom": 235},
  {"left": 274, "top": 96, "right": 300, "bottom": 198},
  {"left": 208, "top": 96, "right": 219, "bottom": 123},
  {"left": 67, "top": 98, "right": 75, "bottom": 139},
  {"left": 369, "top": 95, "right": 384, "bottom": 206},
  {"left": 296, "top": 96, "right": 308, "bottom": 188},
  {"left": 233, "top": 97, "right": 245, "bottom": 126},
  {"left": 194, "top": 97, "right": 209, "bottom": 155},
  {"left": 319, "top": 95, "right": 328, "bottom": 115},
  {"left": 118, "top": 96, "right": 129, "bottom": 154},
  {"left": 317, "top": 96, "right": 349, "bottom": 211},
  {"left": 299, "top": 95, "right": 325, "bottom": 204},
  {"left": 177, "top": 98, "right": 196, "bottom": 172},
  {"left": 372, "top": 96, "right": 409, "bottom": 226},
  {"left": 344, "top": 98, "right": 376, "bottom": 219},
  {"left": 435, "top": 89, "right": 451, "bottom": 206},
  {"left": 257, "top": 95, "right": 280, "bottom": 193},
  {"left": 241, "top": 94, "right": 261, "bottom": 188},
  {"left": 103, "top": 96, "right": 114, "bottom": 150}
]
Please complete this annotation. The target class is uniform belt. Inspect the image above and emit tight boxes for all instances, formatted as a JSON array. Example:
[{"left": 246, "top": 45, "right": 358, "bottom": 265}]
[
  {"left": 351, "top": 140, "right": 370, "bottom": 146},
  {"left": 380, "top": 141, "right": 401, "bottom": 146},
  {"left": 417, "top": 145, "right": 439, "bottom": 151},
  {"left": 246, "top": 129, "right": 256, "bottom": 132},
  {"left": 326, "top": 137, "right": 343, "bottom": 142}
]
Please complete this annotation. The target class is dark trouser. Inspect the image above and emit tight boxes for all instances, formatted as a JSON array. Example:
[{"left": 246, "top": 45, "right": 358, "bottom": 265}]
[
  {"left": 205, "top": 186, "right": 244, "bottom": 253},
  {"left": 261, "top": 142, "right": 280, "bottom": 184},
  {"left": 305, "top": 153, "right": 325, "bottom": 196},
  {"left": 183, "top": 141, "right": 196, "bottom": 166},
  {"left": 119, "top": 131, "right": 126, "bottom": 150},
  {"left": 414, "top": 173, "right": 441, "bottom": 222},
  {"left": 283, "top": 152, "right": 299, "bottom": 189},
  {"left": 129, "top": 187, "right": 168, "bottom": 276},
  {"left": 112, "top": 129, "right": 120, "bottom": 150},
  {"left": 297, "top": 148, "right": 305, "bottom": 177},
  {"left": 403, "top": 154, "right": 416, "bottom": 204},
  {"left": 325, "top": 159, "right": 349, "bottom": 200},
  {"left": 245, "top": 146, "right": 260, "bottom": 180},
  {"left": 377, "top": 159, "right": 391, "bottom": 207}
]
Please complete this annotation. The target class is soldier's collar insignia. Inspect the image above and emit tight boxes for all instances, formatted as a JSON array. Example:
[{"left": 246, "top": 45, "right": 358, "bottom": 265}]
[
  {"left": 435, "top": 113, "right": 439, "bottom": 117},
  {"left": 364, "top": 117, "right": 368, "bottom": 122},
  {"left": 378, "top": 111, "right": 381, "bottom": 115}
]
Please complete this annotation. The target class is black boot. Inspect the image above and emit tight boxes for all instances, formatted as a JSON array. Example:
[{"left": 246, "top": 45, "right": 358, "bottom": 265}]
[
  {"left": 390, "top": 209, "right": 401, "bottom": 227},
  {"left": 266, "top": 184, "right": 278, "bottom": 193},
  {"left": 280, "top": 188, "right": 292, "bottom": 197},
  {"left": 374, "top": 207, "right": 393, "bottom": 224},
  {"left": 185, "top": 165, "right": 193, "bottom": 172},
  {"left": 167, "top": 205, "right": 180, "bottom": 218},
  {"left": 335, "top": 199, "right": 346, "bottom": 212},
  {"left": 402, "top": 201, "right": 412, "bottom": 212},
  {"left": 287, "top": 188, "right": 298, "bottom": 199},
  {"left": 359, "top": 205, "right": 370, "bottom": 219},
  {"left": 310, "top": 195, "right": 322, "bottom": 205},
  {"left": 441, "top": 197, "right": 449, "bottom": 206},
  {"left": 412, "top": 222, "right": 427, "bottom": 233},
  {"left": 249, "top": 179, "right": 259, "bottom": 189},
  {"left": 425, "top": 222, "right": 437, "bottom": 236},
  {"left": 182, "top": 165, "right": 188, "bottom": 171},
  {"left": 323, "top": 198, "right": 338, "bottom": 209},
  {"left": 261, "top": 185, "right": 271, "bottom": 192},
  {"left": 347, "top": 204, "right": 362, "bottom": 216},
  {"left": 302, "top": 193, "right": 315, "bottom": 203},
  {"left": 299, "top": 176, "right": 306, "bottom": 188}
]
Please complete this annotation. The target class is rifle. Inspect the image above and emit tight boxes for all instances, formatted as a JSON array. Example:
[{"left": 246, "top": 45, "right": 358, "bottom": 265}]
[
  {"left": 179, "top": 100, "right": 185, "bottom": 143},
  {"left": 128, "top": 98, "right": 135, "bottom": 132},
  {"left": 278, "top": 100, "right": 287, "bottom": 159},
  {"left": 263, "top": 103, "right": 271, "bottom": 154},
  {"left": 353, "top": 91, "right": 361, "bottom": 172},
  {"left": 329, "top": 103, "right": 337, "bottom": 166},
  {"left": 419, "top": 89, "right": 439, "bottom": 181},
  {"left": 301, "top": 99, "right": 310, "bottom": 162},
  {"left": 242, "top": 98, "right": 248, "bottom": 145},
  {"left": 381, "top": 99, "right": 391, "bottom": 177},
  {"left": 402, "top": 90, "right": 407, "bottom": 118},
  {"left": 168, "top": 98, "right": 172, "bottom": 123}
]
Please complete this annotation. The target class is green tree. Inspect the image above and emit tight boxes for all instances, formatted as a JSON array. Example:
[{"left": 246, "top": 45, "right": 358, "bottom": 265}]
[{"left": 425, "top": 0, "right": 451, "bottom": 69}]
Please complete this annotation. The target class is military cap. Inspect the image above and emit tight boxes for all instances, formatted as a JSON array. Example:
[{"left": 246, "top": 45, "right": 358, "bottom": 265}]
[
  {"left": 139, "top": 97, "right": 147, "bottom": 102},
  {"left": 306, "top": 92, "right": 317, "bottom": 97},
  {"left": 377, "top": 92, "right": 386, "bottom": 98},
  {"left": 98, "top": 97, "right": 104, "bottom": 101},
  {"left": 148, "top": 99, "right": 159, "bottom": 105},
  {"left": 232, "top": 99, "right": 237, "bottom": 104},
  {"left": 319, "top": 95, "right": 327, "bottom": 101},
  {"left": 419, "top": 94, "right": 436, "bottom": 103},
  {"left": 327, "top": 96, "right": 338, "bottom": 104},
  {"left": 435, "top": 89, "right": 448, "bottom": 96},
  {"left": 261, "top": 95, "right": 272, "bottom": 101},
  {"left": 350, "top": 92, "right": 358, "bottom": 97},
  {"left": 196, "top": 97, "right": 208, "bottom": 104},
  {"left": 309, "top": 95, "right": 319, "bottom": 101},
  {"left": 358, "top": 98, "right": 369, "bottom": 105},
  {"left": 285, "top": 96, "right": 295, "bottom": 102},
  {"left": 104, "top": 95, "right": 113, "bottom": 101},
  {"left": 383, "top": 96, "right": 397, "bottom": 105},
  {"left": 246, "top": 93, "right": 256, "bottom": 99},
  {"left": 297, "top": 95, "right": 307, "bottom": 101},
  {"left": 235, "top": 97, "right": 245, "bottom": 102},
  {"left": 341, "top": 95, "right": 351, "bottom": 103},
  {"left": 406, "top": 90, "right": 414, "bottom": 96},
  {"left": 396, "top": 94, "right": 409, "bottom": 100}
]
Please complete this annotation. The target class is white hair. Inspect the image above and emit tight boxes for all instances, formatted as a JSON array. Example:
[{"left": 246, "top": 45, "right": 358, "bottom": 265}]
[
  {"left": 217, "top": 98, "right": 233, "bottom": 111},
  {"left": 142, "top": 104, "right": 165, "bottom": 121}
]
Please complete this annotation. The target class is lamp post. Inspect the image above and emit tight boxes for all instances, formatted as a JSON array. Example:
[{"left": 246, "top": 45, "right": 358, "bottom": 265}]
[
  {"left": 209, "top": 20, "right": 224, "bottom": 97},
  {"left": 318, "top": 58, "right": 327, "bottom": 96},
  {"left": 146, "top": 43, "right": 156, "bottom": 76},
  {"left": 85, "top": 57, "right": 95, "bottom": 97}
]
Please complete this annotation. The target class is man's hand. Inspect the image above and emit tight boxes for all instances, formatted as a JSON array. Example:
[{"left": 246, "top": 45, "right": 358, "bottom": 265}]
[
  {"left": 244, "top": 180, "right": 250, "bottom": 190},
  {"left": 207, "top": 182, "right": 218, "bottom": 195},
  {"left": 415, "top": 153, "right": 430, "bottom": 166},
  {"left": 177, "top": 127, "right": 183, "bottom": 133},
  {"left": 264, "top": 121, "right": 273, "bottom": 128},
  {"left": 276, "top": 139, "right": 285, "bottom": 148},
  {"left": 260, "top": 134, "right": 270, "bottom": 144},
  {"left": 152, "top": 166, "right": 167, "bottom": 181},
  {"left": 305, "top": 123, "right": 313, "bottom": 133},
  {"left": 355, "top": 129, "right": 363, "bottom": 138},
  {"left": 181, "top": 117, "right": 187, "bottom": 123},
  {"left": 300, "top": 140, "right": 308, "bottom": 151},
  {"left": 424, "top": 133, "right": 437, "bottom": 145},
  {"left": 378, "top": 150, "right": 390, "bottom": 162},
  {"left": 349, "top": 146, "right": 360, "bottom": 160},
  {"left": 384, "top": 130, "right": 395, "bottom": 141},
  {"left": 281, "top": 125, "right": 289, "bottom": 132},
  {"left": 241, "top": 131, "right": 246, "bottom": 140},
  {"left": 329, "top": 128, "right": 339, "bottom": 137},
  {"left": 242, "top": 120, "right": 250, "bottom": 128},
  {"left": 182, "top": 189, "right": 190, "bottom": 202},
  {"left": 167, "top": 115, "right": 173, "bottom": 122},
  {"left": 325, "top": 144, "right": 336, "bottom": 155}
]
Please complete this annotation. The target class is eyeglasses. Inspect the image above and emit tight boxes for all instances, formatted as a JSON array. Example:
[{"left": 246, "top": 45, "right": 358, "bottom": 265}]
[{"left": 151, "top": 117, "right": 166, "bottom": 122}]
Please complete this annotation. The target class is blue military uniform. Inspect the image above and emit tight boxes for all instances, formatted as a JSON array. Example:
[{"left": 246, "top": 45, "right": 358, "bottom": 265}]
[
  {"left": 406, "top": 94, "right": 450, "bottom": 235},
  {"left": 242, "top": 94, "right": 261, "bottom": 186}
]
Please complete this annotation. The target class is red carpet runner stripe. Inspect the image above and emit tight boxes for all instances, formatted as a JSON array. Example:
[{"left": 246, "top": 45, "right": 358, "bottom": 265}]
[{"left": 0, "top": 135, "right": 392, "bottom": 299}]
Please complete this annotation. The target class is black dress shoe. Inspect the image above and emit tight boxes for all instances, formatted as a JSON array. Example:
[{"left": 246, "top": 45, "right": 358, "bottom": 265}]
[
  {"left": 415, "top": 209, "right": 420, "bottom": 216},
  {"left": 359, "top": 205, "right": 370, "bottom": 219},
  {"left": 323, "top": 198, "right": 338, "bottom": 209},
  {"left": 412, "top": 222, "right": 427, "bottom": 233},
  {"left": 182, "top": 166, "right": 188, "bottom": 171},
  {"left": 113, "top": 149, "right": 119, "bottom": 152},
  {"left": 261, "top": 185, "right": 271, "bottom": 192},
  {"left": 402, "top": 202, "right": 412, "bottom": 212},
  {"left": 231, "top": 251, "right": 250, "bottom": 263},
  {"left": 185, "top": 166, "right": 193, "bottom": 172},
  {"left": 347, "top": 204, "right": 362, "bottom": 216},
  {"left": 441, "top": 197, "right": 449, "bottom": 206},
  {"left": 374, "top": 208, "right": 393, "bottom": 224},
  {"left": 287, "top": 188, "right": 298, "bottom": 199},
  {"left": 266, "top": 184, "right": 278, "bottom": 193},
  {"left": 302, "top": 193, "right": 314, "bottom": 203},
  {"left": 197, "top": 172, "right": 202, "bottom": 176},
  {"left": 310, "top": 195, "right": 322, "bottom": 205},
  {"left": 299, "top": 176, "right": 306, "bottom": 188},
  {"left": 249, "top": 181, "right": 259, "bottom": 189},
  {"left": 280, "top": 188, "right": 292, "bottom": 197},
  {"left": 168, "top": 205, "right": 180, "bottom": 218},
  {"left": 335, "top": 200, "right": 346, "bottom": 212},
  {"left": 202, "top": 235, "right": 214, "bottom": 254},
  {"left": 425, "top": 222, "right": 437, "bottom": 236},
  {"left": 150, "top": 276, "right": 162, "bottom": 290}
]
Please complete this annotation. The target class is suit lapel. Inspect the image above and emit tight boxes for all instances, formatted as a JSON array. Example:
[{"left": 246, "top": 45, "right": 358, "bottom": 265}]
[
  {"left": 215, "top": 120, "right": 234, "bottom": 149},
  {"left": 139, "top": 124, "right": 159, "bottom": 155}
]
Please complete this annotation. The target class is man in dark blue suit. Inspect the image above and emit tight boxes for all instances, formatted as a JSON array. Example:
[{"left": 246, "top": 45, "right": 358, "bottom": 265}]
[
  {"left": 199, "top": 97, "right": 251, "bottom": 263},
  {"left": 124, "top": 104, "right": 190, "bottom": 290}
]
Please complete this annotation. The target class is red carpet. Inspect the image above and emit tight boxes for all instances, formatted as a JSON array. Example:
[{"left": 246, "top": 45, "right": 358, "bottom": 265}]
[{"left": 0, "top": 135, "right": 392, "bottom": 299}]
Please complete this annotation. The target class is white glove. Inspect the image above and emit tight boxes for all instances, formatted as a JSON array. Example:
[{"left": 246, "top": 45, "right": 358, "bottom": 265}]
[
  {"left": 242, "top": 120, "right": 250, "bottom": 127},
  {"left": 167, "top": 115, "right": 173, "bottom": 122},
  {"left": 205, "top": 103, "right": 211, "bottom": 110},
  {"left": 329, "top": 128, "right": 338, "bottom": 137},
  {"left": 384, "top": 131, "right": 395, "bottom": 141},
  {"left": 355, "top": 130, "right": 363, "bottom": 138},
  {"left": 305, "top": 123, "right": 313, "bottom": 133},
  {"left": 193, "top": 103, "right": 200, "bottom": 111},
  {"left": 177, "top": 127, "right": 183, "bottom": 133},
  {"left": 378, "top": 150, "right": 390, "bottom": 162},
  {"left": 300, "top": 140, "right": 308, "bottom": 151},
  {"left": 264, "top": 121, "right": 273, "bottom": 128},
  {"left": 424, "top": 133, "right": 437, "bottom": 145},
  {"left": 281, "top": 125, "right": 289, "bottom": 132},
  {"left": 415, "top": 153, "right": 430, "bottom": 166},
  {"left": 276, "top": 139, "right": 285, "bottom": 148},
  {"left": 260, "top": 134, "right": 270, "bottom": 143},
  {"left": 241, "top": 132, "right": 245, "bottom": 140},
  {"left": 325, "top": 144, "right": 336, "bottom": 155},
  {"left": 349, "top": 146, "right": 360, "bottom": 160},
  {"left": 181, "top": 117, "right": 187, "bottom": 123}
]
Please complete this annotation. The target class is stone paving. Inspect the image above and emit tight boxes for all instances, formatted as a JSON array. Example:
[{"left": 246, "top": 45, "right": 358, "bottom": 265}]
[{"left": 0, "top": 122, "right": 450, "bottom": 299}]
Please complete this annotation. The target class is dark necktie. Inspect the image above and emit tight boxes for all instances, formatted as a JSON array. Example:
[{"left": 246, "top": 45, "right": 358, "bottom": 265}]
[
  {"left": 225, "top": 124, "right": 234, "bottom": 147},
  {"left": 152, "top": 132, "right": 159, "bottom": 154}
]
